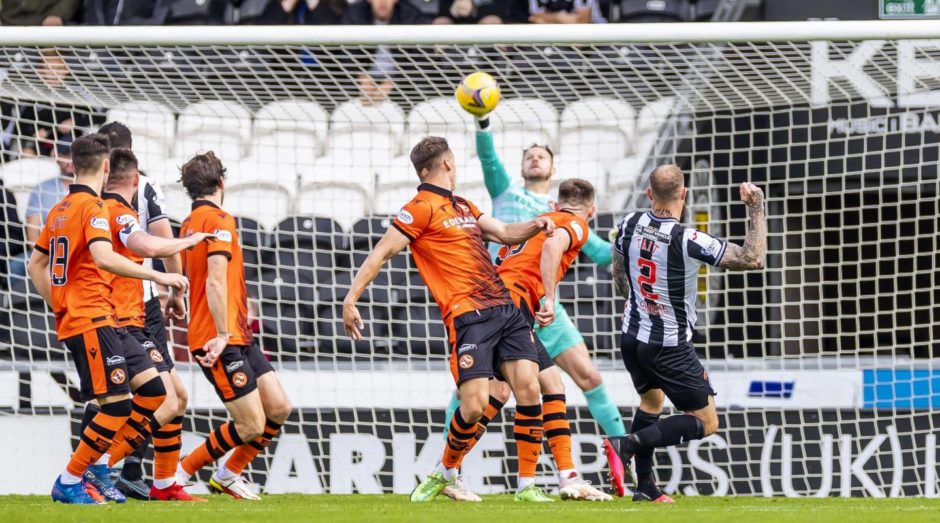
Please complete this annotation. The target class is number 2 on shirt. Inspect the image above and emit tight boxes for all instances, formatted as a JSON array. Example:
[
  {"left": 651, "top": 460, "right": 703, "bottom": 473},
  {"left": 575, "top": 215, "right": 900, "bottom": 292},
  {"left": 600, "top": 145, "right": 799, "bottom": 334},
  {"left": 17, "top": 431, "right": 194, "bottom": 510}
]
[{"left": 636, "top": 257, "right": 659, "bottom": 301}]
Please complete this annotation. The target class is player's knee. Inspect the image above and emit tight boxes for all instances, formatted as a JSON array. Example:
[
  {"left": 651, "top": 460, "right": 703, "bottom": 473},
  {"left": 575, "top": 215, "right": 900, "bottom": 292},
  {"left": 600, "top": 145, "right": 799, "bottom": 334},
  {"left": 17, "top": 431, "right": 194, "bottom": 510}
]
[
  {"left": 702, "top": 413, "right": 720, "bottom": 436},
  {"left": 514, "top": 379, "right": 541, "bottom": 405},
  {"left": 491, "top": 384, "right": 511, "bottom": 404},
  {"left": 578, "top": 368, "right": 603, "bottom": 391},
  {"left": 236, "top": 414, "right": 265, "bottom": 442},
  {"left": 174, "top": 385, "right": 189, "bottom": 415},
  {"left": 268, "top": 397, "right": 292, "bottom": 424}
]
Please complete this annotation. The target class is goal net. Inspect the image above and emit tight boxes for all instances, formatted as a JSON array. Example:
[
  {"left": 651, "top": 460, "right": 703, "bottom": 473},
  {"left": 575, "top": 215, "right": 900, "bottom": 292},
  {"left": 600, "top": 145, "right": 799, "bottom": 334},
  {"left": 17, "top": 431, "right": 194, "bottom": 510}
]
[{"left": 0, "top": 23, "right": 938, "bottom": 497}]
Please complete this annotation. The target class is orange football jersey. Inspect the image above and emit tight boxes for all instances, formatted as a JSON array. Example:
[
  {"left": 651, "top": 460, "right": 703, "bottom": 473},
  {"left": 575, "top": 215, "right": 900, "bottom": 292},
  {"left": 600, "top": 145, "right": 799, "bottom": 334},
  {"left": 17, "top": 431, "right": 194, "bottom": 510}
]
[{"left": 102, "top": 193, "right": 146, "bottom": 328}]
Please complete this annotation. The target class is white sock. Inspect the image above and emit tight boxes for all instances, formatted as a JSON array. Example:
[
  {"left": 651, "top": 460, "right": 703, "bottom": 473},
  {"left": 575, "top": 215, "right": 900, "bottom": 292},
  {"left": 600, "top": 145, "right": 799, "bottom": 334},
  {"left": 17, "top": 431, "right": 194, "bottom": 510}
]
[
  {"left": 559, "top": 469, "right": 578, "bottom": 481},
  {"left": 175, "top": 462, "right": 191, "bottom": 484},
  {"left": 60, "top": 471, "right": 82, "bottom": 485},
  {"left": 95, "top": 453, "right": 111, "bottom": 466},
  {"left": 518, "top": 477, "right": 535, "bottom": 491},
  {"left": 153, "top": 477, "right": 176, "bottom": 490},
  {"left": 216, "top": 464, "right": 238, "bottom": 481},
  {"left": 434, "top": 463, "right": 458, "bottom": 482}
]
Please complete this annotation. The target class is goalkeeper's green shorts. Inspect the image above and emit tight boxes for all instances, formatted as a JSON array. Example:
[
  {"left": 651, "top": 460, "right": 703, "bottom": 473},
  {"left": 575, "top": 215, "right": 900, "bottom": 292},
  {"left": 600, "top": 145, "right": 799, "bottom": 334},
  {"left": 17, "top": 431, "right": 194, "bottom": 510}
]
[{"left": 533, "top": 298, "right": 584, "bottom": 359}]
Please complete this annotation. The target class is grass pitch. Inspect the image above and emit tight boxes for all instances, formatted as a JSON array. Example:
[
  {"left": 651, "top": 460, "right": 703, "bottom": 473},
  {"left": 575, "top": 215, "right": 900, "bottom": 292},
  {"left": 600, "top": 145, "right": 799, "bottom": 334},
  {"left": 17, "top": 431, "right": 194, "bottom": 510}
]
[{"left": 2, "top": 494, "right": 939, "bottom": 523}]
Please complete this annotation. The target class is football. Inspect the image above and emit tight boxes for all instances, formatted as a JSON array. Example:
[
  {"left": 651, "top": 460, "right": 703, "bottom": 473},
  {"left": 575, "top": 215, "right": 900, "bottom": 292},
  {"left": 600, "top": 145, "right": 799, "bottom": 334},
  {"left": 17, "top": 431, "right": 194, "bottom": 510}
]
[{"left": 455, "top": 71, "right": 501, "bottom": 117}]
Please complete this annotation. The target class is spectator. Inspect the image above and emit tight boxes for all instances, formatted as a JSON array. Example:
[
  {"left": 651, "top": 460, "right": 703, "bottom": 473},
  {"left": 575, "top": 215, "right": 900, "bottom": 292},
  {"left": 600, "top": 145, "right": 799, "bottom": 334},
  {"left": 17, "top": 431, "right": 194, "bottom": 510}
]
[
  {"left": 341, "top": 0, "right": 431, "bottom": 24},
  {"left": 0, "top": 0, "right": 81, "bottom": 25},
  {"left": 165, "top": 0, "right": 227, "bottom": 24},
  {"left": 295, "top": 0, "right": 347, "bottom": 24},
  {"left": 0, "top": 179, "right": 25, "bottom": 285},
  {"left": 82, "top": 0, "right": 170, "bottom": 25},
  {"left": 434, "top": 0, "right": 507, "bottom": 24},
  {"left": 526, "top": 0, "right": 595, "bottom": 23},
  {"left": 227, "top": 0, "right": 296, "bottom": 23},
  {"left": 24, "top": 138, "right": 74, "bottom": 246}
]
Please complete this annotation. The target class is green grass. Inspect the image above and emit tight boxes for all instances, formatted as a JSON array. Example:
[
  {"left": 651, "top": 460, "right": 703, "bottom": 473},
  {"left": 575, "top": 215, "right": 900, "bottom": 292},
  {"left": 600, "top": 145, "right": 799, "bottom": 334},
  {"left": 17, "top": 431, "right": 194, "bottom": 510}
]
[{"left": 2, "top": 494, "right": 940, "bottom": 523}]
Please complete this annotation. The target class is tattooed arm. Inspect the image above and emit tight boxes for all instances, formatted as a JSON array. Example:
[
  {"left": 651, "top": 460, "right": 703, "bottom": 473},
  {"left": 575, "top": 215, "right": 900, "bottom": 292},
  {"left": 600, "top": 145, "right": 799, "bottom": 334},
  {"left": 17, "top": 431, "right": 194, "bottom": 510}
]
[
  {"left": 611, "top": 246, "right": 631, "bottom": 298},
  {"left": 719, "top": 182, "right": 767, "bottom": 271}
]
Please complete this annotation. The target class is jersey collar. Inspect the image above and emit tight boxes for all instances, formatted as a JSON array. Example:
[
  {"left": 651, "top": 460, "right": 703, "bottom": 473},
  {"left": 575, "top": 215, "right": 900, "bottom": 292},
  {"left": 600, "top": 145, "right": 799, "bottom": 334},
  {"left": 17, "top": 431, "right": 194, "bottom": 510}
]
[
  {"left": 417, "top": 183, "right": 452, "bottom": 198},
  {"left": 192, "top": 200, "right": 221, "bottom": 210},
  {"left": 101, "top": 191, "right": 133, "bottom": 209},
  {"left": 69, "top": 184, "right": 99, "bottom": 197},
  {"left": 646, "top": 211, "right": 678, "bottom": 222}
]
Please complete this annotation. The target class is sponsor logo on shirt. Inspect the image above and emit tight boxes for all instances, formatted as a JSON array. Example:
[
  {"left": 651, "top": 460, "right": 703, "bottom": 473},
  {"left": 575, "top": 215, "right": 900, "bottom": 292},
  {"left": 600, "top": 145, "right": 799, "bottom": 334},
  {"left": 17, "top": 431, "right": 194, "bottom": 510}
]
[
  {"left": 571, "top": 220, "right": 584, "bottom": 242},
  {"left": 213, "top": 229, "right": 233, "bottom": 242},
  {"left": 442, "top": 216, "right": 477, "bottom": 229},
  {"left": 397, "top": 209, "right": 414, "bottom": 224},
  {"left": 90, "top": 217, "right": 109, "bottom": 231},
  {"left": 226, "top": 360, "right": 244, "bottom": 373},
  {"left": 704, "top": 238, "right": 722, "bottom": 258},
  {"left": 106, "top": 355, "right": 126, "bottom": 366},
  {"left": 116, "top": 214, "right": 136, "bottom": 225},
  {"left": 458, "top": 344, "right": 477, "bottom": 354}
]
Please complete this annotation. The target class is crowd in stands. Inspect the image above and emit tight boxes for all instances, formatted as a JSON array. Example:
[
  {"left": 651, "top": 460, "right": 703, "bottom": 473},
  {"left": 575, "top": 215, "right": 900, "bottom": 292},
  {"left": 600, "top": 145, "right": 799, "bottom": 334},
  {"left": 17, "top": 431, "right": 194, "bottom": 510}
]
[{"left": 0, "top": 0, "right": 718, "bottom": 27}]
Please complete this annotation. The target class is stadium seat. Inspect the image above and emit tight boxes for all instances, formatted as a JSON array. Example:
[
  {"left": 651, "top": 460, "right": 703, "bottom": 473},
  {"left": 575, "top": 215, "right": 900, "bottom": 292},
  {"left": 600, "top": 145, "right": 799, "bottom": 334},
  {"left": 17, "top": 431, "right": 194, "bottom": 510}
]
[
  {"left": 296, "top": 183, "right": 370, "bottom": 231},
  {"left": 235, "top": 216, "right": 265, "bottom": 281},
  {"left": 175, "top": 100, "right": 252, "bottom": 164},
  {"left": 251, "top": 100, "right": 329, "bottom": 170},
  {"left": 636, "top": 96, "right": 678, "bottom": 165},
  {"left": 105, "top": 101, "right": 176, "bottom": 168},
  {"left": 4, "top": 273, "right": 60, "bottom": 361},
  {"left": 382, "top": 155, "right": 417, "bottom": 186},
  {"left": 488, "top": 98, "right": 559, "bottom": 169},
  {"left": 350, "top": 216, "right": 411, "bottom": 284},
  {"left": 328, "top": 99, "right": 405, "bottom": 166},
  {"left": 453, "top": 181, "right": 492, "bottom": 216},
  {"left": 608, "top": 157, "right": 640, "bottom": 209},
  {"left": 223, "top": 181, "right": 292, "bottom": 231},
  {"left": 406, "top": 97, "right": 475, "bottom": 162},
  {"left": 233, "top": 156, "right": 300, "bottom": 192},
  {"left": 158, "top": 183, "right": 191, "bottom": 221},
  {"left": 559, "top": 97, "right": 636, "bottom": 169},
  {"left": 0, "top": 158, "right": 61, "bottom": 220},
  {"left": 551, "top": 156, "right": 608, "bottom": 207},
  {"left": 302, "top": 154, "right": 377, "bottom": 194},
  {"left": 257, "top": 267, "right": 318, "bottom": 357},
  {"left": 269, "top": 215, "right": 348, "bottom": 284},
  {"left": 373, "top": 182, "right": 419, "bottom": 216},
  {"left": 391, "top": 304, "right": 448, "bottom": 357}
]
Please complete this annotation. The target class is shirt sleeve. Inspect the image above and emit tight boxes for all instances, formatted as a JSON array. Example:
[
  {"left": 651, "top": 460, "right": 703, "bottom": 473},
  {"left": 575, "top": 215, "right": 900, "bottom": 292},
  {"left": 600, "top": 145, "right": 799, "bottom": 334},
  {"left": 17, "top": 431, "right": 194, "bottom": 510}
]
[
  {"left": 685, "top": 228, "right": 727, "bottom": 267},
  {"left": 145, "top": 181, "right": 169, "bottom": 224},
  {"left": 560, "top": 216, "right": 589, "bottom": 253},
  {"left": 476, "top": 129, "right": 512, "bottom": 198},
  {"left": 84, "top": 200, "right": 113, "bottom": 247},
  {"left": 581, "top": 228, "right": 613, "bottom": 266},
  {"left": 114, "top": 213, "right": 143, "bottom": 247},
  {"left": 206, "top": 213, "right": 237, "bottom": 260},
  {"left": 392, "top": 198, "right": 432, "bottom": 241}
]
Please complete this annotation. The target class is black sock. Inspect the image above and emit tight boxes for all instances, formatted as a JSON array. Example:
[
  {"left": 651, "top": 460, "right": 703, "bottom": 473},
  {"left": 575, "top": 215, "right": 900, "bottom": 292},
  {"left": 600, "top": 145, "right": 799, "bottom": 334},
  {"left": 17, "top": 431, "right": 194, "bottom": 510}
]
[
  {"left": 81, "top": 403, "right": 102, "bottom": 435},
  {"left": 632, "top": 415, "right": 705, "bottom": 453},
  {"left": 629, "top": 410, "right": 661, "bottom": 484}
]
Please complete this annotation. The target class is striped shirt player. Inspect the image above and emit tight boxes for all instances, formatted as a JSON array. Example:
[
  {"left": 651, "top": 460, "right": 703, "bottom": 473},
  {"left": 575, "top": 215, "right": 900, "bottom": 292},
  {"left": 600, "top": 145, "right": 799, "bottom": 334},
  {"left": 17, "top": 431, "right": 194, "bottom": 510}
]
[{"left": 607, "top": 165, "right": 767, "bottom": 504}]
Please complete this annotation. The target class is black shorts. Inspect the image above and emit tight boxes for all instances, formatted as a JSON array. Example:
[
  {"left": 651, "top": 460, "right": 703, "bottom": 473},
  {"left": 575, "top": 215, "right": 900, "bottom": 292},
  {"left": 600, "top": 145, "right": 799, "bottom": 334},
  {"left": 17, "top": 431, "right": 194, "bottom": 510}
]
[
  {"left": 447, "top": 304, "right": 542, "bottom": 385},
  {"left": 126, "top": 325, "right": 173, "bottom": 373},
  {"left": 64, "top": 326, "right": 156, "bottom": 401},
  {"left": 144, "top": 296, "right": 169, "bottom": 355},
  {"left": 516, "top": 299, "right": 554, "bottom": 373},
  {"left": 194, "top": 342, "right": 274, "bottom": 402},
  {"left": 620, "top": 335, "right": 715, "bottom": 412}
]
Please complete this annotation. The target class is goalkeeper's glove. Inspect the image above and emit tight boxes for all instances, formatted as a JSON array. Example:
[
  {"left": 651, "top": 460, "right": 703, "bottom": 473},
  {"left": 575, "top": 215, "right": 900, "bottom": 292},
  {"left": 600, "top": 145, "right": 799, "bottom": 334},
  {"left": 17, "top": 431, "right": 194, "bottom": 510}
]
[
  {"left": 608, "top": 227, "right": 619, "bottom": 245},
  {"left": 475, "top": 115, "right": 491, "bottom": 130}
]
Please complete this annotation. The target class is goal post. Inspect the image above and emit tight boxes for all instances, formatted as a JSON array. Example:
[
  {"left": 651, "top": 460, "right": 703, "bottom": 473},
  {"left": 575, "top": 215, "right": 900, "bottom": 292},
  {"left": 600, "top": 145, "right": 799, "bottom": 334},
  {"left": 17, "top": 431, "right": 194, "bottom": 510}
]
[{"left": 0, "top": 22, "right": 938, "bottom": 497}]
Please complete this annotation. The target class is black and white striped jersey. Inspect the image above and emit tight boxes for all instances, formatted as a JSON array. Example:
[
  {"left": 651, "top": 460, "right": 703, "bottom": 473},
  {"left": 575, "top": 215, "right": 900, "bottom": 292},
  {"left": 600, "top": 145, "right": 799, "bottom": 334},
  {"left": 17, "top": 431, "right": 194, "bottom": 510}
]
[
  {"left": 134, "top": 175, "right": 169, "bottom": 302},
  {"left": 613, "top": 211, "right": 727, "bottom": 346}
]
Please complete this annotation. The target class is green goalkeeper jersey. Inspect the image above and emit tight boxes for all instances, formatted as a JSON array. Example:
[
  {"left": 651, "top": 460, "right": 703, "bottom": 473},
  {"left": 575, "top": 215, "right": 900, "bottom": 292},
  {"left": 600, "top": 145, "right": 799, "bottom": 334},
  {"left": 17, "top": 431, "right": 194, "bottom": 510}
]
[{"left": 476, "top": 128, "right": 613, "bottom": 266}]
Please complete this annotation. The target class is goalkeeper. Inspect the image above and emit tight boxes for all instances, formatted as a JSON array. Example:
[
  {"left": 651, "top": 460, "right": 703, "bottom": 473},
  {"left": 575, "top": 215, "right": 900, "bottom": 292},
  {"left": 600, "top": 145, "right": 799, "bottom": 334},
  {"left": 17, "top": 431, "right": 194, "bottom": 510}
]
[{"left": 441, "top": 106, "right": 630, "bottom": 498}]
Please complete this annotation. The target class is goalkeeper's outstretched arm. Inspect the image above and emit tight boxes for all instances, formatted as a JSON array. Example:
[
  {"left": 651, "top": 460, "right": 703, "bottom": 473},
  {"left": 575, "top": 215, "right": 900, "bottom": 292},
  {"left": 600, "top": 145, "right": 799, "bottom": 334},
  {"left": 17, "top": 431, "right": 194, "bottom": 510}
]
[
  {"left": 343, "top": 227, "right": 411, "bottom": 340},
  {"left": 475, "top": 117, "right": 513, "bottom": 198}
]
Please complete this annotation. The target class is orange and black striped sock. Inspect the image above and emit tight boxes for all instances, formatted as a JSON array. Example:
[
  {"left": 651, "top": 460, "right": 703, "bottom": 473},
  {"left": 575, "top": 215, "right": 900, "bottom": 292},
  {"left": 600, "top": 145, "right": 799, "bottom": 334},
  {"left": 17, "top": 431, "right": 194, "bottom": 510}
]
[
  {"left": 542, "top": 394, "right": 575, "bottom": 472},
  {"left": 152, "top": 416, "right": 183, "bottom": 481},
  {"left": 441, "top": 408, "right": 478, "bottom": 470},
  {"left": 464, "top": 396, "right": 504, "bottom": 455},
  {"left": 514, "top": 404, "right": 543, "bottom": 479},
  {"left": 107, "top": 377, "right": 166, "bottom": 466},
  {"left": 181, "top": 422, "right": 244, "bottom": 477},
  {"left": 224, "top": 419, "right": 283, "bottom": 475},
  {"left": 66, "top": 399, "right": 132, "bottom": 478}
]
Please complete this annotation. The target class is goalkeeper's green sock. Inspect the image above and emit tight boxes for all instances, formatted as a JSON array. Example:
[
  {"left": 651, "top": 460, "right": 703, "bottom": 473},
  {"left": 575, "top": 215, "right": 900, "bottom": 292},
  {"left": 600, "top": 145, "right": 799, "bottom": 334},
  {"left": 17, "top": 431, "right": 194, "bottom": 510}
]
[
  {"left": 442, "top": 392, "right": 461, "bottom": 441},
  {"left": 584, "top": 383, "right": 627, "bottom": 437}
]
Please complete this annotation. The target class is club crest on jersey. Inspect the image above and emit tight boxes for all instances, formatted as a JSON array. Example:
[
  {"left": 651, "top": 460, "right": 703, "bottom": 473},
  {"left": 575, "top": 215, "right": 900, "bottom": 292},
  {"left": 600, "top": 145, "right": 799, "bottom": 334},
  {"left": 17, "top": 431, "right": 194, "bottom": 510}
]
[
  {"left": 90, "top": 217, "right": 109, "bottom": 231},
  {"left": 110, "top": 368, "right": 126, "bottom": 385},
  {"left": 213, "top": 229, "right": 233, "bottom": 242},
  {"left": 459, "top": 354, "right": 475, "bottom": 369},
  {"left": 397, "top": 209, "right": 414, "bottom": 224},
  {"left": 231, "top": 372, "right": 248, "bottom": 388},
  {"left": 571, "top": 220, "right": 584, "bottom": 241}
]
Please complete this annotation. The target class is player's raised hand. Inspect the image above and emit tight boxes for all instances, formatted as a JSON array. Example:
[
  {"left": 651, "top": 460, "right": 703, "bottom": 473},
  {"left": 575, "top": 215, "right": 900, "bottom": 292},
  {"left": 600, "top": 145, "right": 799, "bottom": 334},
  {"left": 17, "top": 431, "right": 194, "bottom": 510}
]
[
  {"left": 165, "top": 290, "right": 187, "bottom": 321},
  {"left": 534, "top": 215, "right": 555, "bottom": 236},
  {"left": 739, "top": 182, "right": 764, "bottom": 210},
  {"left": 156, "top": 272, "right": 189, "bottom": 293},
  {"left": 536, "top": 299, "right": 556, "bottom": 328},
  {"left": 343, "top": 302, "right": 365, "bottom": 341},
  {"left": 196, "top": 334, "right": 228, "bottom": 367}
]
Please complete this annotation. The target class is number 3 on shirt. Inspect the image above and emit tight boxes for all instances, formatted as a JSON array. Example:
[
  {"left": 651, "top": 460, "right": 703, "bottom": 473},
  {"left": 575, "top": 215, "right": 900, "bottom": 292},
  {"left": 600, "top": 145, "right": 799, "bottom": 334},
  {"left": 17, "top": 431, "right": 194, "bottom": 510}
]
[
  {"left": 50, "top": 236, "right": 69, "bottom": 286},
  {"left": 636, "top": 258, "right": 659, "bottom": 301}
]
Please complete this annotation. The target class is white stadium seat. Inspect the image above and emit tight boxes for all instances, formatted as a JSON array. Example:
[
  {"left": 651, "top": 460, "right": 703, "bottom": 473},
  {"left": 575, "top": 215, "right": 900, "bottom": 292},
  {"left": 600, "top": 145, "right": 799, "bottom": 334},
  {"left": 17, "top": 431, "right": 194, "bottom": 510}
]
[
  {"left": 296, "top": 183, "right": 371, "bottom": 231},
  {"left": 251, "top": 100, "right": 328, "bottom": 170},
  {"left": 373, "top": 182, "right": 419, "bottom": 216},
  {"left": 488, "top": 98, "right": 559, "bottom": 169},
  {"left": 407, "top": 97, "right": 475, "bottom": 161},
  {"left": 233, "top": 156, "right": 300, "bottom": 193},
  {"left": 635, "top": 97, "right": 677, "bottom": 169},
  {"left": 159, "top": 183, "right": 191, "bottom": 222},
  {"left": 559, "top": 97, "right": 636, "bottom": 169},
  {"left": 329, "top": 100, "right": 405, "bottom": 166},
  {"left": 383, "top": 155, "right": 417, "bottom": 187},
  {"left": 608, "top": 157, "right": 641, "bottom": 208},
  {"left": 175, "top": 101, "right": 251, "bottom": 164},
  {"left": 224, "top": 181, "right": 293, "bottom": 230},
  {"left": 105, "top": 101, "right": 175, "bottom": 169},
  {"left": 301, "top": 154, "right": 377, "bottom": 196},
  {"left": 0, "top": 158, "right": 62, "bottom": 220},
  {"left": 552, "top": 156, "right": 608, "bottom": 206}
]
